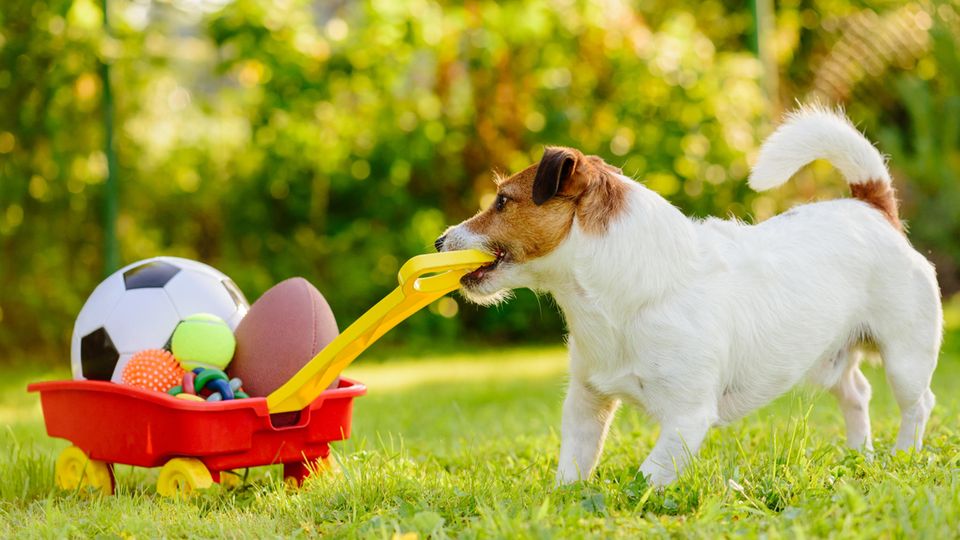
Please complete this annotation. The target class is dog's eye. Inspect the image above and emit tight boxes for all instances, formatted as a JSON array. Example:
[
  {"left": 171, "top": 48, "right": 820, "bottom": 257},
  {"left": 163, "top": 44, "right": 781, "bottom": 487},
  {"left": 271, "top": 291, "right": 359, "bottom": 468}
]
[{"left": 495, "top": 194, "right": 508, "bottom": 212}]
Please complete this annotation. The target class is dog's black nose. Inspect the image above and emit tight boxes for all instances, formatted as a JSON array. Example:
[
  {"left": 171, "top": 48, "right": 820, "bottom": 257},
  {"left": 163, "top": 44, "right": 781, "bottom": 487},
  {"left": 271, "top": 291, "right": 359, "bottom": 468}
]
[{"left": 434, "top": 235, "right": 446, "bottom": 252}]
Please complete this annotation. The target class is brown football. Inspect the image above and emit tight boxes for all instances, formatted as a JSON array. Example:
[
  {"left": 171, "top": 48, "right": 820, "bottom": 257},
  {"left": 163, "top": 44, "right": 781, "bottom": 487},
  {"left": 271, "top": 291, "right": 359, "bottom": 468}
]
[{"left": 228, "top": 277, "right": 339, "bottom": 397}]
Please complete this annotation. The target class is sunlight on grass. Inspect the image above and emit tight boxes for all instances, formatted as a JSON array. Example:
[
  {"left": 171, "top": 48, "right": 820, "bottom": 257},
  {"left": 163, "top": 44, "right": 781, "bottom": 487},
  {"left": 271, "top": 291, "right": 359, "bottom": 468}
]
[
  {"left": 346, "top": 345, "right": 566, "bottom": 393},
  {"left": 0, "top": 366, "right": 65, "bottom": 436},
  {"left": 0, "top": 404, "right": 38, "bottom": 427}
]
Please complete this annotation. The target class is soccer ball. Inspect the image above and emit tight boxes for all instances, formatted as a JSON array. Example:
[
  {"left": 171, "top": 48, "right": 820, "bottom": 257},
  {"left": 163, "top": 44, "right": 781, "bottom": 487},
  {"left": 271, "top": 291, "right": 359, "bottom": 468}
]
[{"left": 71, "top": 257, "right": 250, "bottom": 382}]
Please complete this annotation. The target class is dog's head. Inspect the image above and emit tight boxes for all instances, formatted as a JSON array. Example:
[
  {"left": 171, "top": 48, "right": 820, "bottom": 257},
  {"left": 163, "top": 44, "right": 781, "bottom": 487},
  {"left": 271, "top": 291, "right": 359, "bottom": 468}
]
[{"left": 436, "top": 146, "right": 627, "bottom": 305}]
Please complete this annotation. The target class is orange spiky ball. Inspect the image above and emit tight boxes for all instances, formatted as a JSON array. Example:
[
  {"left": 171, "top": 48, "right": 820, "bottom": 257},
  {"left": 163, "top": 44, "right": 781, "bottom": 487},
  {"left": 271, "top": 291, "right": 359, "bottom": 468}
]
[{"left": 121, "top": 349, "right": 185, "bottom": 393}]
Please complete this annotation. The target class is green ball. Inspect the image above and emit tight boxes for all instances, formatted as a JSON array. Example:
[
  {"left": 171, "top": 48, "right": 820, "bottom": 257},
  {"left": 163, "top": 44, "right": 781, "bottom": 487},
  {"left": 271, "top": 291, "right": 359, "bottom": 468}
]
[{"left": 171, "top": 313, "right": 236, "bottom": 371}]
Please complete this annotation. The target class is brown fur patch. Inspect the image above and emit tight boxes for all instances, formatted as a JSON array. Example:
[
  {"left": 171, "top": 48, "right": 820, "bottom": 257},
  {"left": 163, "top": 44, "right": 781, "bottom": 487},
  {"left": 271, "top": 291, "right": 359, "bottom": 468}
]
[
  {"left": 850, "top": 180, "right": 902, "bottom": 231},
  {"left": 463, "top": 150, "right": 628, "bottom": 263},
  {"left": 577, "top": 165, "right": 629, "bottom": 235}
]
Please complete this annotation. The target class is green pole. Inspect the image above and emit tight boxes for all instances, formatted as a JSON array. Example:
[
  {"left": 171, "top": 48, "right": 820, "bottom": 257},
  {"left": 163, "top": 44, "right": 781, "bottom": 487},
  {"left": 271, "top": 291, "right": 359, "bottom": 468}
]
[
  {"left": 749, "top": 0, "right": 760, "bottom": 55},
  {"left": 100, "top": 0, "right": 120, "bottom": 275},
  {"left": 751, "top": 0, "right": 779, "bottom": 113}
]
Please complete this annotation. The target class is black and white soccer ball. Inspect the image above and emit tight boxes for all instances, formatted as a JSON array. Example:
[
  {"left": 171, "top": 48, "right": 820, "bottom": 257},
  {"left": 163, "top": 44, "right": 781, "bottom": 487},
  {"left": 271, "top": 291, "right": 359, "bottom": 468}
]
[{"left": 71, "top": 257, "right": 250, "bottom": 382}]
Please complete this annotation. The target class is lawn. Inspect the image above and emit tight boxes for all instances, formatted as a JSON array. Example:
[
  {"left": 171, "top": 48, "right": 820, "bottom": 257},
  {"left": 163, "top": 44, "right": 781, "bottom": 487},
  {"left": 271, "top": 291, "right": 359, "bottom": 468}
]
[{"left": 2, "top": 339, "right": 959, "bottom": 538}]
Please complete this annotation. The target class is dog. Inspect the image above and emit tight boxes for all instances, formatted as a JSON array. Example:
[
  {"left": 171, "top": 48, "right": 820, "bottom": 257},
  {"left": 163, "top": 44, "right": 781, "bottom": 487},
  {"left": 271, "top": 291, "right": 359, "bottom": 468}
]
[{"left": 435, "top": 106, "right": 942, "bottom": 486}]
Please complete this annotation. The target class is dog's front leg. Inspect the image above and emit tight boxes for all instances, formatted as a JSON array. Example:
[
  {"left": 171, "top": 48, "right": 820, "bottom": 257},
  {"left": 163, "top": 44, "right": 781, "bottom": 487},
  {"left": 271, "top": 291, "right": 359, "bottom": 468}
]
[
  {"left": 556, "top": 375, "right": 619, "bottom": 485},
  {"left": 639, "top": 408, "right": 716, "bottom": 486}
]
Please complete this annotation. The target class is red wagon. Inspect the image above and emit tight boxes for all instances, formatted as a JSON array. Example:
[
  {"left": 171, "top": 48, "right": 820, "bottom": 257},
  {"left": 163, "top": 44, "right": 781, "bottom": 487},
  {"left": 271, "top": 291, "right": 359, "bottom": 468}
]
[
  {"left": 28, "top": 378, "right": 366, "bottom": 495},
  {"left": 29, "top": 250, "right": 492, "bottom": 496}
]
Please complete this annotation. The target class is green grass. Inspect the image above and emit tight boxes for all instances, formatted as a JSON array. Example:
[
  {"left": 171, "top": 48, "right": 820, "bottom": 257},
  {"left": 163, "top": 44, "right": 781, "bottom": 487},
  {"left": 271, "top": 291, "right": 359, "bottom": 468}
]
[{"left": 2, "top": 341, "right": 960, "bottom": 538}]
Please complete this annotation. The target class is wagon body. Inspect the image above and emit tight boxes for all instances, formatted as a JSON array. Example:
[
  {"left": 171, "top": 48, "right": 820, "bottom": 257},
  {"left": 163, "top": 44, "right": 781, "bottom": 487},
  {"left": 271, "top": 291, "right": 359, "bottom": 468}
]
[{"left": 28, "top": 378, "right": 365, "bottom": 476}]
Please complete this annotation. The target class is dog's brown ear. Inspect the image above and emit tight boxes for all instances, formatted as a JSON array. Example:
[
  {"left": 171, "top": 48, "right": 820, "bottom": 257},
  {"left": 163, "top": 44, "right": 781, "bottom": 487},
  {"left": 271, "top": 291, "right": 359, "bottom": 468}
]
[{"left": 532, "top": 147, "right": 582, "bottom": 205}]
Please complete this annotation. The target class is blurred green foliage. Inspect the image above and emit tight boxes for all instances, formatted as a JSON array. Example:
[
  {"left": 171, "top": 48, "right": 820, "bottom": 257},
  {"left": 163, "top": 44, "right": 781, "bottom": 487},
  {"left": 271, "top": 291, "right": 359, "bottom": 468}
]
[{"left": 1, "top": 0, "right": 958, "bottom": 358}]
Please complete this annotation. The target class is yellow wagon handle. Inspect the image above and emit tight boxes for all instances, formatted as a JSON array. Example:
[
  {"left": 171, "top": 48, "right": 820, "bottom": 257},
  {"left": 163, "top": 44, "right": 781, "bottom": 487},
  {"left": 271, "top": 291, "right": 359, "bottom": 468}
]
[{"left": 265, "top": 249, "right": 494, "bottom": 414}]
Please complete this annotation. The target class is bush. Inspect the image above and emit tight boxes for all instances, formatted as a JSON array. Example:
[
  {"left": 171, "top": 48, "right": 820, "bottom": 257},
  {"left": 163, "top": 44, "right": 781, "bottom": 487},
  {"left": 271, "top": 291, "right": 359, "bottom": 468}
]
[{"left": 1, "top": 0, "right": 958, "bottom": 357}]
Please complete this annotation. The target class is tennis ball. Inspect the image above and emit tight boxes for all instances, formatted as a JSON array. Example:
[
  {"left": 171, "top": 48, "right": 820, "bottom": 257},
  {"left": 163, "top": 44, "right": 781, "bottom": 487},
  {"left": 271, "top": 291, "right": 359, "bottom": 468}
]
[{"left": 171, "top": 313, "right": 236, "bottom": 371}]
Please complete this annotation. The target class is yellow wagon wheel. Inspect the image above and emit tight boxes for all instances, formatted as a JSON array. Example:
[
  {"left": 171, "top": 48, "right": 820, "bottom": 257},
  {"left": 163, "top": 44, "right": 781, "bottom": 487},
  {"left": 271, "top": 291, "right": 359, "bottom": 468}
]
[
  {"left": 156, "top": 458, "right": 213, "bottom": 497},
  {"left": 55, "top": 445, "right": 115, "bottom": 495}
]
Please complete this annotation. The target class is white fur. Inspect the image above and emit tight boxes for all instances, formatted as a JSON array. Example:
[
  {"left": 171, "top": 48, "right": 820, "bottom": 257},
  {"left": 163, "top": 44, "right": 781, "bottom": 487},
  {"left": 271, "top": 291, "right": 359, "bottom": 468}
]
[
  {"left": 749, "top": 105, "right": 891, "bottom": 189},
  {"left": 444, "top": 109, "right": 942, "bottom": 486}
]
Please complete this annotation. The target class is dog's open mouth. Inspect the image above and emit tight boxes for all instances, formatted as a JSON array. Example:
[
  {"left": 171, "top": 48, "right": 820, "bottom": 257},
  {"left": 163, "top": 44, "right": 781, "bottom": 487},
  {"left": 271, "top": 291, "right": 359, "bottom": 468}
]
[{"left": 462, "top": 247, "right": 506, "bottom": 285}]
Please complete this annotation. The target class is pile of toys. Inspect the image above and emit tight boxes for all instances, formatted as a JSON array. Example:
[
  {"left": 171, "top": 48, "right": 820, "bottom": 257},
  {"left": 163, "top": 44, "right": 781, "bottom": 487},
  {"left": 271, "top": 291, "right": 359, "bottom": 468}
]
[
  {"left": 71, "top": 256, "right": 341, "bottom": 402},
  {"left": 119, "top": 314, "right": 247, "bottom": 401}
]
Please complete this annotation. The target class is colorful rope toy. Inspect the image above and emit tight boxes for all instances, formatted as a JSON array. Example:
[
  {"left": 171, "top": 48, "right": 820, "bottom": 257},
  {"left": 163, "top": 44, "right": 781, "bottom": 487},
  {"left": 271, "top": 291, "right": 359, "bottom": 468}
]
[{"left": 167, "top": 368, "right": 249, "bottom": 401}]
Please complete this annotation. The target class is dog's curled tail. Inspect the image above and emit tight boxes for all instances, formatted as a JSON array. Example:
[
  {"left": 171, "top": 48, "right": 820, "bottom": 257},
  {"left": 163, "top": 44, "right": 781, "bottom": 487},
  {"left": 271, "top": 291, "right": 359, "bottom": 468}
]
[{"left": 748, "top": 105, "right": 901, "bottom": 230}]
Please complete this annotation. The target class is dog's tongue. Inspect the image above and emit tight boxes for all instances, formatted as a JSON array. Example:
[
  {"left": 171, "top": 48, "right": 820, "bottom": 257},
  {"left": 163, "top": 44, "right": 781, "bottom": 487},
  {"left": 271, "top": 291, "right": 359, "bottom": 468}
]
[{"left": 465, "top": 257, "right": 498, "bottom": 282}]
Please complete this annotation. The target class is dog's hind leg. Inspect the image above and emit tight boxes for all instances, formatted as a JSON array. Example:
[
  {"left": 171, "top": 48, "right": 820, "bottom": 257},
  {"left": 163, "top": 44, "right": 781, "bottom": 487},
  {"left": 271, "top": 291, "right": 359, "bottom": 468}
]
[
  {"left": 883, "top": 338, "right": 937, "bottom": 452},
  {"left": 870, "top": 282, "right": 941, "bottom": 453},
  {"left": 829, "top": 353, "right": 874, "bottom": 452}
]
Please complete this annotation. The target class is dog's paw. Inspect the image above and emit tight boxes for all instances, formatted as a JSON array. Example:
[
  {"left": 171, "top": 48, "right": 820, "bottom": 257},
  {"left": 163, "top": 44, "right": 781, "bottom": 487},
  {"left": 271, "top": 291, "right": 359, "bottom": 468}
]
[
  {"left": 638, "top": 464, "right": 677, "bottom": 488},
  {"left": 555, "top": 463, "right": 591, "bottom": 486}
]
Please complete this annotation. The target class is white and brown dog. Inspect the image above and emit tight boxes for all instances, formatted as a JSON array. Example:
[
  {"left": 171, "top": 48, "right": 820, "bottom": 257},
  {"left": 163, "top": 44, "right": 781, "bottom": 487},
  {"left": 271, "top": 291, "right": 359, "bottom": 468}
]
[{"left": 436, "top": 107, "right": 942, "bottom": 486}]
